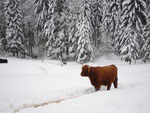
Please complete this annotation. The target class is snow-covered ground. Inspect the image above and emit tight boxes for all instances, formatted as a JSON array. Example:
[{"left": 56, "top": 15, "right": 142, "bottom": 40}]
[{"left": 0, "top": 56, "right": 150, "bottom": 113}]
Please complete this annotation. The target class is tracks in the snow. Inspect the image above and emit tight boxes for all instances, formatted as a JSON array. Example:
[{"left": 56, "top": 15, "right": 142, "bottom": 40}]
[
  {"left": 13, "top": 96, "right": 78, "bottom": 113},
  {"left": 13, "top": 88, "right": 95, "bottom": 113}
]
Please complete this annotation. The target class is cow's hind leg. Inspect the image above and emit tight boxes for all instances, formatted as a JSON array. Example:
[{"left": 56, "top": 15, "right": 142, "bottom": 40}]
[{"left": 113, "top": 77, "right": 118, "bottom": 88}]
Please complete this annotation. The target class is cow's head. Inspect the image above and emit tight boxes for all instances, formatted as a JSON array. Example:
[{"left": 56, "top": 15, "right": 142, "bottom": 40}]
[{"left": 80, "top": 65, "right": 90, "bottom": 77}]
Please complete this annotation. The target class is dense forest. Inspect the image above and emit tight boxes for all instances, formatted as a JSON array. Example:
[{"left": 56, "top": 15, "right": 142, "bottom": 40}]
[{"left": 0, "top": 0, "right": 150, "bottom": 64}]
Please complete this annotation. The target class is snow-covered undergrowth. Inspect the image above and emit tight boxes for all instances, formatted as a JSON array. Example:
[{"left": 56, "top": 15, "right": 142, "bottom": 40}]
[{"left": 0, "top": 56, "right": 150, "bottom": 113}]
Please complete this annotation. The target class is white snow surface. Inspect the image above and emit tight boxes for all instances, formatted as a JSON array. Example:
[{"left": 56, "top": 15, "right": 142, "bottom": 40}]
[{"left": 0, "top": 55, "right": 150, "bottom": 113}]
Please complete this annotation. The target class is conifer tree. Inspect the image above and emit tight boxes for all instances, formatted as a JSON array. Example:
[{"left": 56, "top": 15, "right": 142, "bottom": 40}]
[
  {"left": 114, "top": 0, "right": 123, "bottom": 55},
  {"left": 5, "top": 0, "right": 25, "bottom": 57},
  {"left": 44, "top": 0, "right": 70, "bottom": 63},
  {"left": 142, "top": 6, "right": 150, "bottom": 63},
  {"left": 120, "top": 0, "right": 147, "bottom": 64},
  {"left": 25, "top": 22, "right": 35, "bottom": 57},
  {"left": 90, "top": 0, "right": 103, "bottom": 48},
  {"left": 34, "top": 0, "right": 50, "bottom": 33},
  {"left": 120, "top": 25, "right": 140, "bottom": 64},
  {"left": 77, "top": 0, "right": 93, "bottom": 63},
  {"left": 109, "top": 0, "right": 121, "bottom": 46},
  {"left": 43, "top": 0, "right": 55, "bottom": 58},
  {"left": 100, "top": 0, "right": 114, "bottom": 56},
  {"left": 121, "top": 0, "right": 147, "bottom": 33},
  {"left": 68, "top": 8, "right": 79, "bottom": 60},
  {"left": 0, "top": 0, "right": 6, "bottom": 52}
]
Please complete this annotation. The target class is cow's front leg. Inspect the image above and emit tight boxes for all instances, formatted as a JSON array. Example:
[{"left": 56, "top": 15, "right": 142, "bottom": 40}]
[
  {"left": 94, "top": 85, "right": 101, "bottom": 92},
  {"left": 107, "top": 83, "right": 112, "bottom": 90}
]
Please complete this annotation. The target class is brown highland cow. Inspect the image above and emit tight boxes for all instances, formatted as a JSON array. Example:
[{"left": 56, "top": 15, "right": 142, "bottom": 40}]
[{"left": 81, "top": 65, "right": 118, "bottom": 91}]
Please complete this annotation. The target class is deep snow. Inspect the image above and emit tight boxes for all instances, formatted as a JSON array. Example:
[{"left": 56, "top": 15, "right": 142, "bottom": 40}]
[{"left": 0, "top": 56, "right": 150, "bottom": 113}]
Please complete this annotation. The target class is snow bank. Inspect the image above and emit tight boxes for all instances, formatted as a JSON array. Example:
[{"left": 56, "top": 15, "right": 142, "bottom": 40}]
[{"left": 0, "top": 57, "right": 150, "bottom": 113}]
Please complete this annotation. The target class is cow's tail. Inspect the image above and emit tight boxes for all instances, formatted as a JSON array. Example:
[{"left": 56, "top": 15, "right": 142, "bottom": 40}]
[{"left": 112, "top": 64, "right": 118, "bottom": 88}]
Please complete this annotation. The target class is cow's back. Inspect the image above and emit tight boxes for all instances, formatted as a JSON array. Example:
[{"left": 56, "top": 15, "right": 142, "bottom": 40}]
[{"left": 98, "top": 65, "right": 117, "bottom": 85}]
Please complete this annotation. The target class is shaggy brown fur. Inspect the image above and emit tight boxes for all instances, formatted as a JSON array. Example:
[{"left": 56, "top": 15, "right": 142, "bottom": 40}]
[{"left": 80, "top": 65, "right": 118, "bottom": 91}]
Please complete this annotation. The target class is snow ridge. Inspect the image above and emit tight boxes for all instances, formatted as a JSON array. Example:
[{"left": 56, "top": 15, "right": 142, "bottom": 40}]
[{"left": 13, "top": 88, "right": 95, "bottom": 113}]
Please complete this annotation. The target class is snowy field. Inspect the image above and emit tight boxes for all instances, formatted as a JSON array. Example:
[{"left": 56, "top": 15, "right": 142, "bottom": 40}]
[{"left": 0, "top": 56, "right": 150, "bottom": 113}]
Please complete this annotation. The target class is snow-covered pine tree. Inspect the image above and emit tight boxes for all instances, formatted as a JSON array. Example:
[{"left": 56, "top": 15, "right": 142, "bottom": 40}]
[
  {"left": 0, "top": 0, "right": 5, "bottom": 38},
  {"left": 142, "top": 4, "right": 150, "bottom": 63},
  {"left": 114, "top": 24, "right": 123, "bottom": 55},
  {"left": 90, "top": 0, "right": 103, "bottom": 49},
  {"left": 100, "top": 0, "right": 114, "bottom": 56},
  {"left": 120, "top": 0, "right": 147, "bottom": 64},
  {"left": 108, "top": 0, "right": 119, "bottom": 45},
  {"left": 25, "top": 22, "right": 35, "bottom": 57},
  {"left": 42, "top": 0, "right": 55, "bottom": 59},
  {"left": 68, "top": 6, "right": 79, "bottom": 60},
  {"left": 0, "top": 0, "right": 6, "bottom": 53},
  {"left": 120, "top": 24, "right": 140, "bottom": 64},
  {"left": 5, "top": 0, "right": 26, "bottom": 57},
  {"left": 77, "top": 0, "right": 94, "bottom": 63},
  {"left": 114, "top": 0, "right": 124, "bottom": 55},
  {"left": 34, "top": 0, "right": 51, "bottom": 59},
  {"left": 45, "top": 0, "right": 70, "bottom": 63},
  {"left": 109, "top": 0, "right": 125, "bottom": 55},
  {"left": 122, "top": 0, "right": 147, "bottom": 33},
  {"left": 34, "top": 0, "right": 50, "bottom": 33}
]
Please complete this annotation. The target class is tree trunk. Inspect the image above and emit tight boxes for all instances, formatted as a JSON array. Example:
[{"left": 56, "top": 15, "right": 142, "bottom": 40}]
[
  {"left": 31, "top": 46, "right": 33, "bottom": 57},
  {"left": 16, "top": 52, "right": 18, "bottom": 58},
  {"left": 129, "top": 61, "right": 131, "bottom": 65},
  {"left": 13, "top": 52, "right": 15, "bottom": 57}
]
